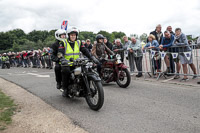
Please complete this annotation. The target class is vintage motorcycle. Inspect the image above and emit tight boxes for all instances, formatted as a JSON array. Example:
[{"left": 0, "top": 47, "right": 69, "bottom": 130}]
[
  {"left": 1, "top": 58, "right": 10, "bottom": 69},
  {"left": 58, "top": 53, "right": 104, "bottom": 111},
  {"left": 100, "top": 54, "right": 131, "bottom": 88}
]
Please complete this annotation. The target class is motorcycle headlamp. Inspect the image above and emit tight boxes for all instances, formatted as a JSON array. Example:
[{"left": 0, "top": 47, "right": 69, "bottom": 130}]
[
  {"left": 86, "top": 62, "right": 93, "bottom": 68},
  {"left": 116, "top": 54, "right": 121, "bottom": 60},
  {"left": 57, "top": 52, "right": 63, "bottom": 58}
]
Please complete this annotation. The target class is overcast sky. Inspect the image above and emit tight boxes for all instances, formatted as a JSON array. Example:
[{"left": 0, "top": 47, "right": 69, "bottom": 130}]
[{"left": 0, "top": 0, "right": 200, "bottom": 36}]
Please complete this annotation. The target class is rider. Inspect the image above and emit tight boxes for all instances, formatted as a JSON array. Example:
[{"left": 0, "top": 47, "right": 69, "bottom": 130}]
[
  {"left": 1, "top": 53, "right": 9, "bottom": 69},
  {"left": 52, "top": 27, "right": 99, "bottom": 97},
  {"left": 51, "top": 29, "right": 67, "bottom": 89},
  {"left": 91, "top": 34, "right": 114, "bottom": 74}
]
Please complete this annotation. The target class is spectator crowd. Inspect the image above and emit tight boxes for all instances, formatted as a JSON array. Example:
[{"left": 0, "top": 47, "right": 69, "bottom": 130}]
[{"left": 1, "top": 24, "right": 200, "bottom": 84}]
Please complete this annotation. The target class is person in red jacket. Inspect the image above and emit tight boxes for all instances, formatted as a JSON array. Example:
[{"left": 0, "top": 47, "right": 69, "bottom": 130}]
[
  {"left": 22, "top": 51, "right": 28, "bottom": 68},
  {"left": 15, "top": 52, "right": 21, "bottom": 67}
]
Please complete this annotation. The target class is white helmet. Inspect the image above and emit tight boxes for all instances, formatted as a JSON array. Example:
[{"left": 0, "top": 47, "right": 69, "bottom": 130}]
[
  {"left": 67, "top": 27, "right": 79, "bottom": 38},
  {"left": 55, "top": 29, "right": 66, "bottom": 41}
]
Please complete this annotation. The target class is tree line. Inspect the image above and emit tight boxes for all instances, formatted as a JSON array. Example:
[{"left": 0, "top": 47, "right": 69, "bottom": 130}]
[{"left": 4, "top": 28, "right": 199, "bottom": 53}]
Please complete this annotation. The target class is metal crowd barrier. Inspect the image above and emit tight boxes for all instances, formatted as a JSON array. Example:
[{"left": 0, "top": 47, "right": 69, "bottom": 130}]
[
  {"left": 161, "top": 44, "right": 200, "bottom": 78},
  {"left": 125, "top": 44, "right": 200, "bottom": 80}
]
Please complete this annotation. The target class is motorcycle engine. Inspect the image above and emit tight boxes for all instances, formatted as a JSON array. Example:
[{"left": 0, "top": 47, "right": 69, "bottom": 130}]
[
  {"left": 68, "top": 77, "right": 82, "bottom": 97},
  {"left": 103, "top": 68, "right": 113, "bottom": 80}
]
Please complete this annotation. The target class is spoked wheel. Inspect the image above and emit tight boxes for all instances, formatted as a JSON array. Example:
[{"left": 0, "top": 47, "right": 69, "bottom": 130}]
[
  {"left": 85, "top": 80, "right": 104, "bottom": 111},
  {"left": 101, "top": 79, "right": 106, "bottom": 85},
  {"left": 116, "top": 68, "right": 131, "bottom": 88},
  {"left": 2, "top": 64, "right": 5, "bottom": 69}
]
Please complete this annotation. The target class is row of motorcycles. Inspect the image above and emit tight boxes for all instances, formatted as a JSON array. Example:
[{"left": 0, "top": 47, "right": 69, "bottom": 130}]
[{"left": 57, "top": 52, "right": 131, "bottom": 111}]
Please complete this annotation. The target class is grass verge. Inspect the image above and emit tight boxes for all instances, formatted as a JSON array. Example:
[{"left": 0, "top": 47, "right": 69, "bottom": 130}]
[{"left": 0, "top": 89, "right": 16, "bottom": 131}]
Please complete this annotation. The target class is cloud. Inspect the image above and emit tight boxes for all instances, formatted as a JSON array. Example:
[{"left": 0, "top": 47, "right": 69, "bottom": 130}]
[{"left": 0, "top": 0, "right": 199, "bottom": 36}]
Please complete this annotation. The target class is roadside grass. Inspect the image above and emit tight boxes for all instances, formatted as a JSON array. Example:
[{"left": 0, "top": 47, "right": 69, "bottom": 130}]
[{"left": 0, "top": 89, "right": 16, "bottom": 131}]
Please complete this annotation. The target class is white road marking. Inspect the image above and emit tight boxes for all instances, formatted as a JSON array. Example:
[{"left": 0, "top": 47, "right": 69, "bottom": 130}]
[
  {"left": 2, "top": 71, "right": 53, "bottom": 77},
  {"left": 27, "top": 73, "right": 50, "bottom": 78},
  {"left": 37, "top": 72, "right": 54, "bottom": 74}
]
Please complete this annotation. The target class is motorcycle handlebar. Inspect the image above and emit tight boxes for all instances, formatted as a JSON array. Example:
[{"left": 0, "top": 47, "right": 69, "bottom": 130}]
[{"left": 62, "top": 58, "right": 91, "bottom": 67}]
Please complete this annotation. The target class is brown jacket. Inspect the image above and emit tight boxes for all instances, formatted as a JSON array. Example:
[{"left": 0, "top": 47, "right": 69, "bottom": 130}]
[{"left": 92, "top": 43, "right": 113, "bottom": 59}]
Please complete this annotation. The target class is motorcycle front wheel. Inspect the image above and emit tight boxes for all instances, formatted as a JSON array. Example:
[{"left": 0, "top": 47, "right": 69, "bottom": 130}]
[
  {"left": 85, "top": 80, "right": 104, "bottom": 111},
  {"left": 2, "top": 64, "right": 5, "bottom": 69},
  {"left": 116, "top": 68, "right": 131, "bottom": 88},
  {"left": 6, "top": 63, "right": 10, "bottom": 69}
]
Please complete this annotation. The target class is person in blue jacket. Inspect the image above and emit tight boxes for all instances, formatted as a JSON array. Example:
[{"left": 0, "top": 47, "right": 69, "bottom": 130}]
[
  {"left": 142, "top": 34, "right": 161, "bottom": 77},
  {"left": 159, "top": 31, "right": 175, "bottom": 75}
]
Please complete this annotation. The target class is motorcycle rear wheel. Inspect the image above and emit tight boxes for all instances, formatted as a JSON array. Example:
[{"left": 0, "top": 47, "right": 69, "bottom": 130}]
[{"left": 85, "top": 80, "right": 104, "bottom": 111}]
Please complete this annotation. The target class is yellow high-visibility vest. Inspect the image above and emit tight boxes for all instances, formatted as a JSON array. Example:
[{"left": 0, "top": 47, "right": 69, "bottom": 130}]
[{"left": 62, "top": 39, "right": 80, "bottom": 65}]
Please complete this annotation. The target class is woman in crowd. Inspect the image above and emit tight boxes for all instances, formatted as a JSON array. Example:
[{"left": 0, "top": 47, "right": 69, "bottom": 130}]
[{"left": 142, "top": 34, "right": 161, "bottom": 78}]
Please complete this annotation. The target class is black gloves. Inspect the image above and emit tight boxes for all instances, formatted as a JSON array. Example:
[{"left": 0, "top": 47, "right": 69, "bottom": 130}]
[
  {"left": 60, "top": 58, "right": 69, "bottom": 65},
  {"left": 90, "top": 56, "right": 100, "bottom": 64},
  {"left": 51, "top": 55, "right": 59, "bottom": 62}
]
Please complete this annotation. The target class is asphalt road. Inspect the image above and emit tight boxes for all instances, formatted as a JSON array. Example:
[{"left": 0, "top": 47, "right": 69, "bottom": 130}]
[{"left": 0, "top": 68, "right": 200, "bottom": 133}]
